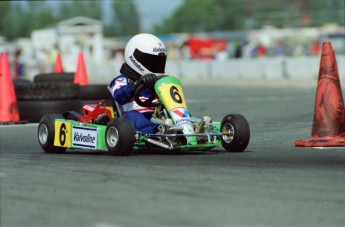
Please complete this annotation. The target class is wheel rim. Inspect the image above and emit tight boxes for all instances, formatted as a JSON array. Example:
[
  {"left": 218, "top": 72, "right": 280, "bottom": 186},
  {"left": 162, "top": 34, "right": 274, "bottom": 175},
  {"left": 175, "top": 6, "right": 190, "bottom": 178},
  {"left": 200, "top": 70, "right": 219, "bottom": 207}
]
[
  {"left": 222, "top": 123, "right": 235, "bottom": 143},
  {"left": 107, "top": 126, "right": 119, "bottom": 148},
  {"left": 38, "top": 124, "right": 48, "bottom": 145}
]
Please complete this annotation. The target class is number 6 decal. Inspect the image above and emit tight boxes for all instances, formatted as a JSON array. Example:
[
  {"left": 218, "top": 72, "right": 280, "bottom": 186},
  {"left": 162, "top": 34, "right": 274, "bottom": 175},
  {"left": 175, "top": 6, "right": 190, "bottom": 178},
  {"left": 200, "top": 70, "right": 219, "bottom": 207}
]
[
  {"left": 170, "top": 86, "right": 183, "bottom": 104},
  {"left": 59, "top": 123, "right": 66, "bottom": 146},
  {"left": 54, "top": 121, "right": 70, "bottom": 147}
]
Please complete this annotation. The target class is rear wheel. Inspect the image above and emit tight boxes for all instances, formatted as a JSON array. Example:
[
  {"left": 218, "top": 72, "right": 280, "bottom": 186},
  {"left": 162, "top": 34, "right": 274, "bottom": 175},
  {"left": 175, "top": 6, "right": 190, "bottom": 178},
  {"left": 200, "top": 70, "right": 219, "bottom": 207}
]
[
  {"left": 220, "top": 114, "right": 250, "bottom": 152},
  {"left": 106, "top": 118, "right": 135, "bottom": 156},
  {"left": 38, "top": 114, "right": 67, "bottom": 153}
]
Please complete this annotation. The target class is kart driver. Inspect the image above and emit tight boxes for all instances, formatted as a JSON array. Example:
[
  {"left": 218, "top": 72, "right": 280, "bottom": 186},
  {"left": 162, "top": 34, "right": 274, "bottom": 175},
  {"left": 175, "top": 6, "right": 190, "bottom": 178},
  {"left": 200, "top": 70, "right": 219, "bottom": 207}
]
[{"left": 109, "top": 33, "right": 167, "bottom": 134}]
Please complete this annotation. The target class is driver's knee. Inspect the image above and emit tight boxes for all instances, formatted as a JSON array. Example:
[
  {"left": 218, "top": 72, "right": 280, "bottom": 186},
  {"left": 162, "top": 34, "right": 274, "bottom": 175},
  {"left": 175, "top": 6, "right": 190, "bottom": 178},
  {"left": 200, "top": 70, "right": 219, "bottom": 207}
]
[{"left": 124, "top": 111, "right": 159, "bottom": 134}]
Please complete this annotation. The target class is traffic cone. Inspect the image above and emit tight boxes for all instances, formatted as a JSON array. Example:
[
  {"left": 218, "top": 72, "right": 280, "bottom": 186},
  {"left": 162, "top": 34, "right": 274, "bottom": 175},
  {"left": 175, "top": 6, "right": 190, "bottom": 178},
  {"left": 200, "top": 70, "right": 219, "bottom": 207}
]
[
  {"left": 0, "top": 52, "right": 20, "bottom": 122},
  {"left": 73, "top": 52, "right": 88, "bottom": 86},
  {"left": 295, "top": 42, "right": 345, "bottom": 147},
  {"left": 54, "top": 53, "right": 64, "bottom": 73}
]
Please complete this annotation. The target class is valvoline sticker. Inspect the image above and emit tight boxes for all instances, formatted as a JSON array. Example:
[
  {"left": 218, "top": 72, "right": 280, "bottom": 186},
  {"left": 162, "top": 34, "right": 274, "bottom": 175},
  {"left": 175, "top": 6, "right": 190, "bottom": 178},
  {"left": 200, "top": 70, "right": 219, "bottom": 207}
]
[
  {"left": 170, "top": 107, "right": 191, "bottom": 125},
  {"left": 72, "top": 126, "right": 98, "bottom": 149}
]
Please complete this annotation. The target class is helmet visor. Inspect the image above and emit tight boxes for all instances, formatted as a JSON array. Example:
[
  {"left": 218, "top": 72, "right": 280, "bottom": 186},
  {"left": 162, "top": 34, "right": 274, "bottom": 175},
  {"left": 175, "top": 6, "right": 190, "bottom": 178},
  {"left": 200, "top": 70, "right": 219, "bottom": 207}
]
[{"left": 133, "top": 48, "right": 166, "bottom": 74}]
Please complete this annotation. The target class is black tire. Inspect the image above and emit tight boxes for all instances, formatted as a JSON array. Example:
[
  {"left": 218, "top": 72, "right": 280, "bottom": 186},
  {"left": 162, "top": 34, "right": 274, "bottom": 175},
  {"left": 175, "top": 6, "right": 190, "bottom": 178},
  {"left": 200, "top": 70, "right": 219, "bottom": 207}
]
[
  {"left": 13, "top": 78, "right": 33, "bottom": 85},
  {"left": 34, "top": 72, "right": 75, "bottom": 83},
  {"left": 105, "top": 118, "right": 135, "bottom": 156},
  {"left": 79, "top": 84, "right": 111, "bottom": 100},
  {"left": 15, "top": 82, "right": 79, "bottom": 100},
  {"left": 95, "top": 114, "right": 110, "bottom": 125},
  {"left": 17, "top": 99, "right": 82, "bottom": 123},
  {"left": 220, "top": 114, "right": 250, "bottom": 152},
  {"left": 38, "top": 114, "right": 67, "bottom": 153}
]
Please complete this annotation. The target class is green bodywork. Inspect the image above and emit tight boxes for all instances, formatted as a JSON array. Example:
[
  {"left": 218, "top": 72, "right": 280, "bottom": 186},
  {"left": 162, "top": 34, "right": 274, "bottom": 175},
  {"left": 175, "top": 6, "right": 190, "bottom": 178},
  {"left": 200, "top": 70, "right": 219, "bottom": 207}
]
[{"left": 54, "top": 117, "right": 222, "bottom": 152}]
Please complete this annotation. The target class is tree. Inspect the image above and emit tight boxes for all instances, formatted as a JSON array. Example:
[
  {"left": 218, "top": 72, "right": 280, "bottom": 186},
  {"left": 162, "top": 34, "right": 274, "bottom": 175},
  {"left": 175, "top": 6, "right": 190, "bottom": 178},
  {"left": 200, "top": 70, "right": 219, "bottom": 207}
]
[
  {"left": 105, "top": 0, "right": 140, "bottom": 36},
  {"left": 0, "top": 1, "right": 58, "bottom": 39},
  {"left": 153, "top": 0, "right": 250, "bottom": 34},
  {"left": 309, "top": 0, "right": 344, "bottom": 26},
  {"left": 0, "top": 2, "right": 33, "bottom": 40},
  {"left": 153, "top": 0, "right": 344, "bottom": 34},
  {"left": 0, "top": 1, "right": 12, "bottom": 38},
  {"left": 26, "top": 2, "right": 58, "bottom": 31},
  {"left": 57, "top": 0, "right": 102, "bottom": 21},
  {"left": 154, "top": 0, "right": 223, "bottom": 33},
  {"left": 0, "top": 0, "right": 103, "bottom": 40}
]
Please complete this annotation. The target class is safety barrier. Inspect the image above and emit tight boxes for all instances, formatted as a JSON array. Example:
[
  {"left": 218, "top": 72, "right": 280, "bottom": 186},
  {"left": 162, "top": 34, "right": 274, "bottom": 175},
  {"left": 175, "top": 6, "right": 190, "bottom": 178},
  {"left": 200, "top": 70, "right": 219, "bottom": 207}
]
[{"left": 24, "top": 56, "right": 345, "bottom": 84}]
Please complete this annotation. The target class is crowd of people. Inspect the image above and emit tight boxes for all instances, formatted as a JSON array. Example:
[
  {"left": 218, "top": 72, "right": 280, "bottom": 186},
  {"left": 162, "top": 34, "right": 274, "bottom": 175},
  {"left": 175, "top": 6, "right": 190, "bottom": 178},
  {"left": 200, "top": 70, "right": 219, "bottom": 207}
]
[
  {"left": 167, "top": 39, "right": 323, "bottom": 61},
  {"left": 7, "top": 45, "right": 64, "bottom": 79}
]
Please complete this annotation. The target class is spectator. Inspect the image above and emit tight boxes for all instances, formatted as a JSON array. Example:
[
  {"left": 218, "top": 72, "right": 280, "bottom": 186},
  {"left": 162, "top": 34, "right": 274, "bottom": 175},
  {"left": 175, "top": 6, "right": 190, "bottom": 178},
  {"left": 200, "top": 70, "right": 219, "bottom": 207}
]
[
  {"left": 274, "top": 40, "right": 285, "bottom": 57},
  {"left": 293, "top": 43, "right": 306, "bottom": 56},
  {"left": 242, "top": 41, "right": 256, "bottom": 58},
  {"left": 312, "top": 40, "right": 321, "bottom": 56},
  {"left": 234, "top": 40, "right": 243, "bottom": 58},
  {"left": 214, "top": 42, "right": 229, "bottom": 61},
  {"left": 256, "top": 43, "right": 267, "bottom": 57},
  {"left": 179, "top": 41, "right": 191, "bottom": 60},
  {"left": 14, "top": 49, "right": 24, "bottom": 79},
  {"left": 49, "top": 44, "right": 59, "bottom": 70},
  {"left": 36, "top": 49, "right": 50, "bottom": 73}
]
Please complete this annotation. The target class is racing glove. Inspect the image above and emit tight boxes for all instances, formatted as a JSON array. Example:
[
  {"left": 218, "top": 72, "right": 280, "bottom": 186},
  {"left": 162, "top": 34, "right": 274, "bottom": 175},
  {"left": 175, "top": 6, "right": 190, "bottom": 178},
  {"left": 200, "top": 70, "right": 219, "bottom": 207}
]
[{"left": 132, "top": 73, "right": 157, "bottom": 90}]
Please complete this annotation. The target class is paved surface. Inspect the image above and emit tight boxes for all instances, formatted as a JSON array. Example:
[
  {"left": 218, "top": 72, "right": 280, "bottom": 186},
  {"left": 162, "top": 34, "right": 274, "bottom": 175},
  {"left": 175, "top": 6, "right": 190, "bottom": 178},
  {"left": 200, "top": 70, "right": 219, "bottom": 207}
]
[{"left": 1, "top": 81, "right": 345, "bottom": 227}]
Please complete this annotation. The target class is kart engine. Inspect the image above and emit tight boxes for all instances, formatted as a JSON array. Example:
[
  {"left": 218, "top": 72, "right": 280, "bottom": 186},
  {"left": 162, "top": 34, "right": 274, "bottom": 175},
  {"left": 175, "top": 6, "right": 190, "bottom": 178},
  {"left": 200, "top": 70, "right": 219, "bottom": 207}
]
[{"left": 79, "top": 99, "right": 112, "bottom": 124}]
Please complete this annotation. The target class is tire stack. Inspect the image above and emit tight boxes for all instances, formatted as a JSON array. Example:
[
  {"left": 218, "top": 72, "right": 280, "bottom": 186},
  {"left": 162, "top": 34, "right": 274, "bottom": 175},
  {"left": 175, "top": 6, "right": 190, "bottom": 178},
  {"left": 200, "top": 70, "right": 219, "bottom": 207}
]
[
  {"left": 14, "top": 73, "right": 114, "bottom": 123},
  {"left": 15, "top": 73, "right": 80, "bottom": 123},
  {"left": 79, "top": 84, "right": 114, "bottom": 108}
]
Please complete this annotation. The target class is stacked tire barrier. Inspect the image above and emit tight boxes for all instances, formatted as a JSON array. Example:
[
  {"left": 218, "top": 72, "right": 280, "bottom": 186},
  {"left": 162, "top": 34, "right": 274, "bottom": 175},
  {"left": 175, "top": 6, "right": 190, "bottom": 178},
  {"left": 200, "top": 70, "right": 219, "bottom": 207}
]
[
  {"left": 14, "top": 73, "right": 112, "bottom": 123},
  {"left": 79, "top": 84, "right": 113, "bottom": 107}
]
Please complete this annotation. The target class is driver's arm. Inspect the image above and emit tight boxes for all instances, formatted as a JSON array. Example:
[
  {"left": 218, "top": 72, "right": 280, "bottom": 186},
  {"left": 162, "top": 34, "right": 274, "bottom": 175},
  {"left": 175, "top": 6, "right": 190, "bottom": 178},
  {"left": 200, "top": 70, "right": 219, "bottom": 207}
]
[{"left": 110, "top": 76, "right": 135, "bottom": 105}]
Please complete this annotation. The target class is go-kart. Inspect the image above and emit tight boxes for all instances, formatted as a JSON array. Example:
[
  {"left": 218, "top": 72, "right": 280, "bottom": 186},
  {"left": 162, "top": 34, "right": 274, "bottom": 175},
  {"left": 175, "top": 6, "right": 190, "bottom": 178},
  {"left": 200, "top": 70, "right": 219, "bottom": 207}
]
[{"left": 37, "top": 75, "right": 250, "bottom": 155}]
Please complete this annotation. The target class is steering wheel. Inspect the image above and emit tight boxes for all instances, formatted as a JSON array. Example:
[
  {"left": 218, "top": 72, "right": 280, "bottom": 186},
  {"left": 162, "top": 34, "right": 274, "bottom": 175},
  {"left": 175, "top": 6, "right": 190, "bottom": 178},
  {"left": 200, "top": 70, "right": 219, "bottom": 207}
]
[{"left": 134, "top": 75, "right": 165, "bottom": 107}]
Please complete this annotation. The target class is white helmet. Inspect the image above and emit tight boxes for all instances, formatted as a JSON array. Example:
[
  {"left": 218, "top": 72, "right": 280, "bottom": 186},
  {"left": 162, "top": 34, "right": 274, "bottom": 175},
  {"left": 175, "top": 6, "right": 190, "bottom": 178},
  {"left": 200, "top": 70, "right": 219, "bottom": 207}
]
[{"left": 124, "top": 33, "right": 167, "bottom": 76}]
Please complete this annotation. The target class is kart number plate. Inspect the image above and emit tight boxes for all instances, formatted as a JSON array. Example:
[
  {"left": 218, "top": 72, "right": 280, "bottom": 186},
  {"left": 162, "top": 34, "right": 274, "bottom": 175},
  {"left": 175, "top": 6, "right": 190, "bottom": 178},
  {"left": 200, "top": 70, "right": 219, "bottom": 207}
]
[
  {"left": 158, "top": 83, "right": 187, "bottom": 111},
  {"left": 54, "top": 121, "right": 71, "bottom": 147}
]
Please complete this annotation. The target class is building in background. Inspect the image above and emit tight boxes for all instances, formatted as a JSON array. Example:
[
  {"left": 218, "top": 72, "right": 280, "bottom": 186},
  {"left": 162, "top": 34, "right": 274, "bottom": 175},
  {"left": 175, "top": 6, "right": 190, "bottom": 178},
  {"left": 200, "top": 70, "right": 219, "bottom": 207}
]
[
  {"left": 57, "top": 16, "right": 104, "bottom": 63},
  {"left": 31, "top": 16, "right": 104, "bottom": 63}
]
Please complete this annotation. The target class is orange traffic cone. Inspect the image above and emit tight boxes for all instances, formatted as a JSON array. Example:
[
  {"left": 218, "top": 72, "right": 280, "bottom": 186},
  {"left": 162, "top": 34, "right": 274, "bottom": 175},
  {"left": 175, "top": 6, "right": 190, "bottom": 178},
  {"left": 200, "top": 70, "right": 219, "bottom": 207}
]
[
  {"left": 295, "top": 42, "right": 345, "bottom": 147},
  {"left": 73, "top": 52, "right": 88, "bottom": 86},
  {"left": 54, "top": 53, "right": 64, "bottom": 73},
  {"left": 0, "top": 52, "right": 20, "bottom": 123}
]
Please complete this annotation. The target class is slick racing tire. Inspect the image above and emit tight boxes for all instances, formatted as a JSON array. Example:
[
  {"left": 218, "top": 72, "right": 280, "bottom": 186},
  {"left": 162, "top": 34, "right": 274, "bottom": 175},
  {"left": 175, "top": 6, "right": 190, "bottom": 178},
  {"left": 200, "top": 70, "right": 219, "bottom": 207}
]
[
  {"left": 220, "top": 114, "right": 250, "bottom": 152},
  {"left": 15, "top": 82, "right": 79, "bottom": 100},
  {"left": 34, "top": 72, "right": 75, "bottom": 83},
  {"left": 38, "top": 114, "right": 67, "bottom": 153},
  {"left": 105, "top": 118, "right": 135, "bottom": 156}
]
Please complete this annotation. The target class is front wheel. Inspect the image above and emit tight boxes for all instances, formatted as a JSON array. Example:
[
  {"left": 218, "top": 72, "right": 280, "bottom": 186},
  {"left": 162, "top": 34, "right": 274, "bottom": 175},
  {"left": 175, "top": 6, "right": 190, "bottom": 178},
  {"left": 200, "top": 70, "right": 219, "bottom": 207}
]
[
  {"left": 38, "top": 114, "right": 67, "bottom": 153},
  {"left": 220, "top": 114, "right": 250, "bottom": 152},
  {"left": 106, "top": 118, "right": 135, "bottom": 156}
]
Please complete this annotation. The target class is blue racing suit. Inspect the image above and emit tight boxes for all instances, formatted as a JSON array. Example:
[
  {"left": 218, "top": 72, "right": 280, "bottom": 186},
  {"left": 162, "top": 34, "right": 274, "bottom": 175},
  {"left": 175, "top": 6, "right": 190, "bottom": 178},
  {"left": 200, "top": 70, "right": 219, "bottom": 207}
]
[{"left": 109, "top": 74, "right": 160, "bottom": 134}]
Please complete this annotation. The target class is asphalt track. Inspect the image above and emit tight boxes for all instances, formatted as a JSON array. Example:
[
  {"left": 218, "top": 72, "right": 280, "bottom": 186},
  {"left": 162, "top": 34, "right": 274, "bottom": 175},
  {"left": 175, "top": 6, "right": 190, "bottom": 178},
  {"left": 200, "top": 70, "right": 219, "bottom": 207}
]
[{"left": 1, "top": 80, "right": 345, "bottom": 227}]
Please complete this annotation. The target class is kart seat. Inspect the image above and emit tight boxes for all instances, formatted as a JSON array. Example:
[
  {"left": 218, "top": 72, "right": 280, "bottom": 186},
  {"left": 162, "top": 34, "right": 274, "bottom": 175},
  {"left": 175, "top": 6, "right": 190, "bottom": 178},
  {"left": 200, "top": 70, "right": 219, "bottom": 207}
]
[{"left": 107, "top": 85, "right": 124, "bottom": 118}]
